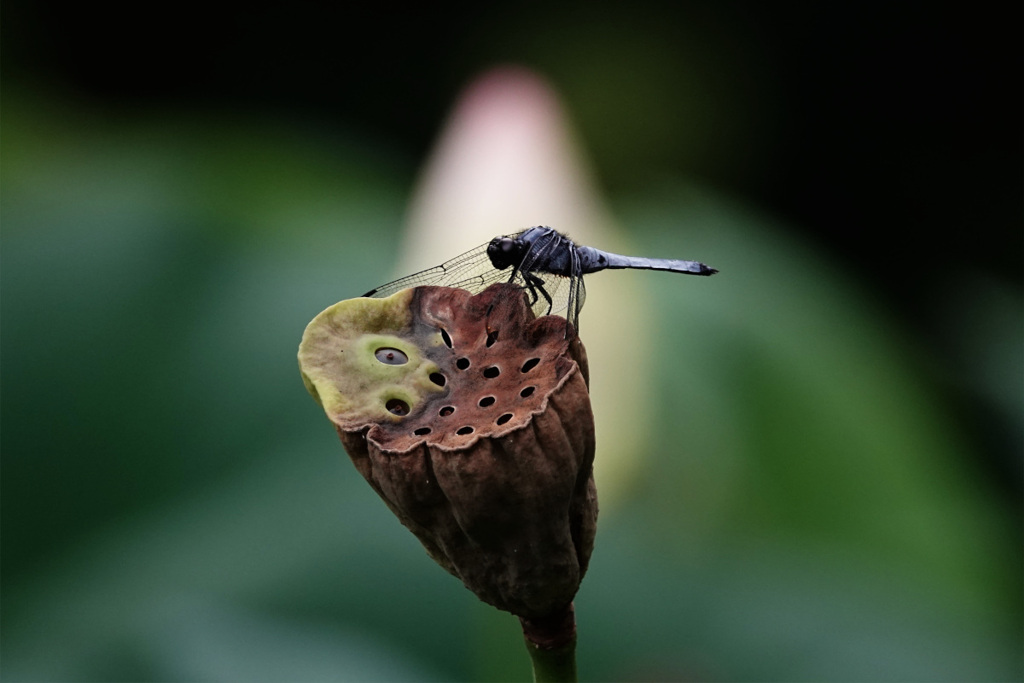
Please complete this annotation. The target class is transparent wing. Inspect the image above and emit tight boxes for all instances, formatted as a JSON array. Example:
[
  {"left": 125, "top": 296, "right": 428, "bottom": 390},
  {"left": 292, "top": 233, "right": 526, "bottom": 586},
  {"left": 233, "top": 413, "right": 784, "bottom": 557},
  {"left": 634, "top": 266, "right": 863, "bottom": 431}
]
[
  {"left": 568, "top": 245, "right": 587, "bottom": 330},
  {"left": 363, "top": 240, "right": 505, "bottom": 298},
  {"left": 557, "top": 243, "right": 586, "bottom": 331}
]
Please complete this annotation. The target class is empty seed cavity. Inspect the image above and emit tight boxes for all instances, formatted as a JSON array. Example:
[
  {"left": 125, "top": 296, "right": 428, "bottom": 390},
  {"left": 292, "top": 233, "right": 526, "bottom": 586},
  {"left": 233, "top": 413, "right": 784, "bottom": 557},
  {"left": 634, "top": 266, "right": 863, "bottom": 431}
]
[
  {"left": 478, "top": 396, "right": 496, "bottom": 407},
  {"left": 496, "top": 413, "right": 513, "bottom": 425},
  {"left": 440, "top": 329, "right": 453, "bottom": 348},
  {"left": 414, "top": 427, "right": 431, "bottom": 436},
  {"left": 456, "top": 357, "right": 470, "bottom": 370},
  {"left": 521, "top": 357, "right": 540, "bottom": 373},
  {"left": 483, "top": 366, "right": 500, "bottom": 379},
  {"left": 456, "top": 426, "right": 474, "bottom": 436},
  {"left": 429, "top": 372, "right": 447, "bottom": 387},
  {"left": 375, "top": 348, "right": 408, "bottom": 365},
  {"left": 486, "top": 330, "right": 499, "bottom": 347},
  {"left": 385, "top": 398, "right": 410, "bottom": 416},
  {"left": 520, "top": 386, "right": 535, "bottom": 398}
]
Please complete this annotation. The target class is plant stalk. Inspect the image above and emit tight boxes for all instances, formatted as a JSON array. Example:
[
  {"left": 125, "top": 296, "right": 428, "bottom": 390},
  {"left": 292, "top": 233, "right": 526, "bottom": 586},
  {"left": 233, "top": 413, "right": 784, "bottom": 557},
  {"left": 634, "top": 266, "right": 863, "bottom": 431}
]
[{"left": 520, "top": 603, "right": 578, "bottom": 683}]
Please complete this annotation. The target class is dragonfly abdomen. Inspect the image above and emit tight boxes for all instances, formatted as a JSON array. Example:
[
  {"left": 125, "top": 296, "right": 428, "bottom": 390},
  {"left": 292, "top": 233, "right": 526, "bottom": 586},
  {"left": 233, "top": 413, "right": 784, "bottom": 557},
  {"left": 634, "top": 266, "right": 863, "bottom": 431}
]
[{"left": 579, "top": 247, "right": 717, "bottom": 276}]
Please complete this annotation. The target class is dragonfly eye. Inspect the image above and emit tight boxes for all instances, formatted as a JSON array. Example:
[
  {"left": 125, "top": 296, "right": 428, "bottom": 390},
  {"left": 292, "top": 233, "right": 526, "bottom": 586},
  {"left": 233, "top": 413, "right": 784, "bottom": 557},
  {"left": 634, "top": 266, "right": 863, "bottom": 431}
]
[{"left": 487, "top": 236, "right": 520, "bottom": 270}]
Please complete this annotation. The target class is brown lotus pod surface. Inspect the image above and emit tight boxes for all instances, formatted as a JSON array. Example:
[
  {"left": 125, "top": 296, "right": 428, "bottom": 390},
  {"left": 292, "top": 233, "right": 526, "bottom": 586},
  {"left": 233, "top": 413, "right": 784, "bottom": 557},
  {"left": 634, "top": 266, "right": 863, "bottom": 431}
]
[{"left": 298, "top": 283, "right": 597, "bottom": 619}]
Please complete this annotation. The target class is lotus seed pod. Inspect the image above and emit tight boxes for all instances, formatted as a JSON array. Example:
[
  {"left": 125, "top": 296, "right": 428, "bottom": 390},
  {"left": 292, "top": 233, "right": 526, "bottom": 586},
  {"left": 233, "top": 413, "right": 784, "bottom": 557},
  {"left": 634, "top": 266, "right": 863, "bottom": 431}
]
[{"left": 298, "top": 283, "right": 597, "bottom": 619}]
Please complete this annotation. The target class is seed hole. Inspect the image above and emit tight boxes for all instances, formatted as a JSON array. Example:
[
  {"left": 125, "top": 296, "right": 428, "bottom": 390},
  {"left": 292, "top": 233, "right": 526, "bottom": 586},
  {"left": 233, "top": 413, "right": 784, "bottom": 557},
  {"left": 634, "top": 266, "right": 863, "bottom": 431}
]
[
  {"left": 483, "top": 366, "right": 500, "bottom": 379},
  {"left": 478, "top": 396, "right": 495, "bottom": 407},
  {"left": 375, "top": 347, "right": 409, "bottom": 365},
  {"left": 456, "top": 426, "right": 474, "bottom": 436},
  {"left": 496, "top": 413, "right": 513, "bottom": 425},
  {"left": 386, "top": 398, "right": 410, "bottom": 415},
  {"left": 486, "top": 330, "right": 499, "bottom": 347},
  {"left": 520, "top": 386, "right": 535, "bottom": 398},
  {"left": 521, "top": 357, "right": 540, "bottom": 373},
  {"left": 440, "top": 329, "right": 453, "bottom": 348},
  {"left": 414, "top": 427, "right": 431, "bottom": 436},
  {"left": 439, "top": 406, "right": 455, "bottom": 417},
  {"left": 456, "top": 357, "right": 470, "bottom": 370},
  {"left": 429, "top": 373, "right": 446, "bottom": 387}
]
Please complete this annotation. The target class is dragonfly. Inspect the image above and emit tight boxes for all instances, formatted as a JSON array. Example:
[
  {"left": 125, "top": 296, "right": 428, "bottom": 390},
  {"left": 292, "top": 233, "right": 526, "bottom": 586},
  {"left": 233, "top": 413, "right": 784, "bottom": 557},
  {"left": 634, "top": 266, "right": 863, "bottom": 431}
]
[{"left": 363, "top": 226, "right": 717, "bottom": 332}]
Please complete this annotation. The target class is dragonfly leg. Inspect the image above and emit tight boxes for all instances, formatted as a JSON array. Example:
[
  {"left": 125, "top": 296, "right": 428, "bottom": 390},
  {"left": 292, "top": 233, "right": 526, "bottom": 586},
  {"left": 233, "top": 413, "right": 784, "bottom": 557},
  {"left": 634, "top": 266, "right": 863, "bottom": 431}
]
[
  {"left": 507, "top": 267, "right": 535, "bottom": 306},
  {"left": 524, "top": 272, "right": 554, "bottom": 314}
]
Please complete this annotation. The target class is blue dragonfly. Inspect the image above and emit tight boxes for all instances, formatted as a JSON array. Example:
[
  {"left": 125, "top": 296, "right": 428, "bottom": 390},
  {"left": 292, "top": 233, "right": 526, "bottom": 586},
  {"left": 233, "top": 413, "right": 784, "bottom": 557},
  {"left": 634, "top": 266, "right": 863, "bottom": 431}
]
[{"left": 364, "top": 226, "right": 717, "bottom": 332}]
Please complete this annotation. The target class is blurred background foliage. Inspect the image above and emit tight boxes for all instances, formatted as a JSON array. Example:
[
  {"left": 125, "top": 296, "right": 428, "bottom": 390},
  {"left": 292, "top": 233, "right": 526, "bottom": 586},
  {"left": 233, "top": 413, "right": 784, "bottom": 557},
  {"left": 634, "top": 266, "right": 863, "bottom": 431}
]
[{"left": 2, "top": 2, "right": 1021, "bottom": 681}]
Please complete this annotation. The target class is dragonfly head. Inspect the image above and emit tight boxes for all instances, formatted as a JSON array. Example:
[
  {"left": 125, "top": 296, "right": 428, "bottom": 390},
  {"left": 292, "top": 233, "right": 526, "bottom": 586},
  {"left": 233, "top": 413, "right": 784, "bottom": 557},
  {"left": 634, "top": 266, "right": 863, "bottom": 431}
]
[{"left": 487, "top": 235, "right": 527, "bottom": 271}]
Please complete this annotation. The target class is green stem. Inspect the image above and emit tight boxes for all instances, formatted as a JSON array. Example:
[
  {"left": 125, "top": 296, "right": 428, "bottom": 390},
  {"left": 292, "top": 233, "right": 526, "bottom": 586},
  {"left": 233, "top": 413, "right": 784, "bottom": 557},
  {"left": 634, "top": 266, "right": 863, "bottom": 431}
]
[
  {"left": 524, "top": 633, "right": 577, "bottom": 683},
  {"left": 520, "top": 603, "right": 578, "bottom": 683}
]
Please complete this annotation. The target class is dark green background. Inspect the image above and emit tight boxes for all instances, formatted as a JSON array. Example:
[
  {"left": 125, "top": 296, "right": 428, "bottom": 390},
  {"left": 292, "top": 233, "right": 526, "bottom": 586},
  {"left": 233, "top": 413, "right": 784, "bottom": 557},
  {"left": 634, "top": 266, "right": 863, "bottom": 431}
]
[{"left": 3, "top": 2, "right": 1021, "bottom": 681}]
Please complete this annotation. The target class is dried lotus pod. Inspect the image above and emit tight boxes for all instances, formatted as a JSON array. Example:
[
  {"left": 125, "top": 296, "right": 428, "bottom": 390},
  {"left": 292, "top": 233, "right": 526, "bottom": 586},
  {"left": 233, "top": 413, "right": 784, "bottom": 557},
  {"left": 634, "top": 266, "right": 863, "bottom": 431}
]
[{"left": 298, "top": 282, "right": 597, "bottom": 621}]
